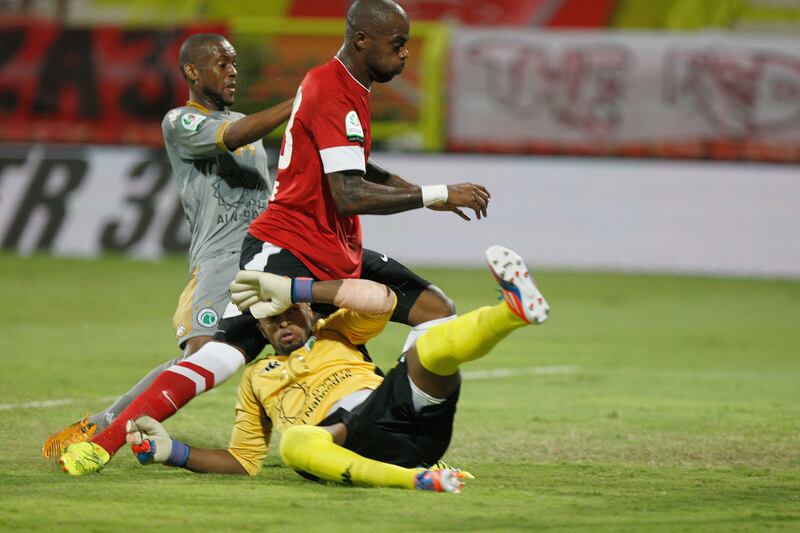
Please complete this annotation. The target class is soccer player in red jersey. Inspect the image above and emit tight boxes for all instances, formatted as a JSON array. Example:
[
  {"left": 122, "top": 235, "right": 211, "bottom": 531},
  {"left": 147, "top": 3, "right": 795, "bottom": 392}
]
[
  {"left": 235, "top": 0, "right": 489, "bottom": 351},
  {"left": 58, "top": 0, "right": 491, "bottom": 474}
]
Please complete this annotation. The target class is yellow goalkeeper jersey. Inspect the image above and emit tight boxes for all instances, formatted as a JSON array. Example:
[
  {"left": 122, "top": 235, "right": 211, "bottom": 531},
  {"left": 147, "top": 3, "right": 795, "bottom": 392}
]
[{"left": 227, "top": 306, "right": 391, "bottom": 475}]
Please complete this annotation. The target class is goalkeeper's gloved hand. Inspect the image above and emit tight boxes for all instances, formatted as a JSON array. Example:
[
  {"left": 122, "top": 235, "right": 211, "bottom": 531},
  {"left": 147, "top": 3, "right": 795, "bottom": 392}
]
[
  {"left": 229, "top": 271, "right": 313, "bottom": 319},
  {"left": 125, "top": 416, "right": 190, "bottom": 468}
]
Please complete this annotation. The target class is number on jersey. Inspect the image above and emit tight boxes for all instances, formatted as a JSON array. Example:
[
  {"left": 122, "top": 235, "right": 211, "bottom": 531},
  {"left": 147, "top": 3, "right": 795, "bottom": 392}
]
[{"left": 278, "top": 87, "right": 303, "bottom": 170}]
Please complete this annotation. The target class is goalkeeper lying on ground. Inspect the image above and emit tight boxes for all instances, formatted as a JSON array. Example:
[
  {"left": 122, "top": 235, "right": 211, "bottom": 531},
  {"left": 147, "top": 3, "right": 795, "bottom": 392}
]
[{"left": 67, "top": 245, "right": 549, "bottom": 493}]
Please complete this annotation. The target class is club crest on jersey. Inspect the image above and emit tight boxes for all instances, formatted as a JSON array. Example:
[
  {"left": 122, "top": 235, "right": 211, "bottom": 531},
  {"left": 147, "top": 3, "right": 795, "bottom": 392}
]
[
  {"left": 304, "top": 336, "right": 316, "bottom": 352},
  {"left": 181, "top": 113, "right": 207, "bottom": 132},
  {"left": 345, "top": 111, "right": 364, "bottom": 142},
  {"left": 196, "top": 307, "right": 219, "bottom": 328}
]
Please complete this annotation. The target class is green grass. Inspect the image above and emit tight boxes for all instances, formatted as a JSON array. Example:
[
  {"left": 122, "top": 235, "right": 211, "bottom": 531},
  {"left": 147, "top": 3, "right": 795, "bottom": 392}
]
[{"left": 1, "top": 253, "right": 798, "bottom": 531}]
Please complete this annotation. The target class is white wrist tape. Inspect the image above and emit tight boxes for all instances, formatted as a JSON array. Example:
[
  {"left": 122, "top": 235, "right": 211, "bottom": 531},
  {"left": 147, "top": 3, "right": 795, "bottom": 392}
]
[{"left": 421, "top": 185, "right": 448, "bottom": 207}]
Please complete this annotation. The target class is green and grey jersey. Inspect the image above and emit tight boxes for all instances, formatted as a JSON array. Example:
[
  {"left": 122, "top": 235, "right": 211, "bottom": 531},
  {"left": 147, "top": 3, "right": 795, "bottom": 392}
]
[{"left": 162, "top": 103, "right": 270, "bottom": 273}]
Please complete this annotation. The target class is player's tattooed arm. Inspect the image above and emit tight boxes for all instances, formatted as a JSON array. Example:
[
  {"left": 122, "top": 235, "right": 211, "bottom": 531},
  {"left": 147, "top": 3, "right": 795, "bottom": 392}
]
[
  {"left": 222, "top": 98, "right": 294, "bottom": 151},
  {"left": 326, "top": 171, "right": 424, "bottom": 215},
  {"left": 364, "top": 160, "right": 416, "bottom": 189},
  {"left": 328, "top": 171, "right": 491, "bottom": 219},
  {"left": 362, "top": 161, "right": 491, "bottom": 220}
]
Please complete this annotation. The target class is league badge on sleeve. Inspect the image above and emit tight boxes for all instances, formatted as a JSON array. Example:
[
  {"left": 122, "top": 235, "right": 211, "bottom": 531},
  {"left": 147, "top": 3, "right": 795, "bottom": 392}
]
[
  {"left": 345, "top": 111, "right": 364, "bottom": 142},
  {"left": 181, "top": 113, "right": 207, "bottom": 132}
]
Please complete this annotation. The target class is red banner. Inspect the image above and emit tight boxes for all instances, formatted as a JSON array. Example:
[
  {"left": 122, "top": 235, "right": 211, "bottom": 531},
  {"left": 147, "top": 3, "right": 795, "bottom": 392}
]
[
  {"left": 0, "top": 20, "right": 226, "bottom": 146},
  {"left": 287, "top": 0, "right": 616, "bottom": 27}
]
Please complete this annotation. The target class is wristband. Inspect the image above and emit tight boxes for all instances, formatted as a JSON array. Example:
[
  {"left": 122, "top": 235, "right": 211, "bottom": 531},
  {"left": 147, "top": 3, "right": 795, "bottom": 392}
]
[
  {"left": 166, "top": 440, "right": 191, "bottom": 468},
  {"left": 421, "top": 185, "right": 448, "bottom": 207},
  {"left": 292, "top": 277, "right": 314, "bottom": 303}
]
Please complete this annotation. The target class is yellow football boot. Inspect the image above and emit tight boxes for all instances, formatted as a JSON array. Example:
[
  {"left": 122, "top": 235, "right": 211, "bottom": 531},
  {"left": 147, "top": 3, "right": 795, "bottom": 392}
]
[{"left": 58, "top": 442, "right": 110, "bottom": 475}]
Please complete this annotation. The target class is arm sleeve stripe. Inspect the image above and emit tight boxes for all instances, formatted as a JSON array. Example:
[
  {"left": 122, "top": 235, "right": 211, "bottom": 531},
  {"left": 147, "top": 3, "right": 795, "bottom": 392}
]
[
  {"left": 319, "top": 145, "right": 366, "bottom": 174},
  {"left": 215, "top": 121, "right": 232, "bottom": 152}
]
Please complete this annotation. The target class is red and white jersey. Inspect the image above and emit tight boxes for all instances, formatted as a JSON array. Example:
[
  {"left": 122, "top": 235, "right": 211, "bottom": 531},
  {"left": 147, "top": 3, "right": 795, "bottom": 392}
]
[{"left": 248, "top": 58, "right": 371, "bottom": 280}]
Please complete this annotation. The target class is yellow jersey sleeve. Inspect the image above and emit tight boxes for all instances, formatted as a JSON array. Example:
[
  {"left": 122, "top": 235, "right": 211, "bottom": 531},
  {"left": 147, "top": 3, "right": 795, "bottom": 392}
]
[
  {"left": 214, "top": 120, "right": 232, "bottom": 152},
  {"left": 227, "top": 365, "right": 273, "bottom": 476},
  {"left": 317, "top": 300, "right": 396, "bottom": 346}
]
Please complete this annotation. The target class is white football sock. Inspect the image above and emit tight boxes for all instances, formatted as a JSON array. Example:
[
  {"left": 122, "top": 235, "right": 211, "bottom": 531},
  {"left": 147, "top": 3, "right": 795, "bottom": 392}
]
[{"left": 165, "top": 341, "right": 245, "bottom": 394}]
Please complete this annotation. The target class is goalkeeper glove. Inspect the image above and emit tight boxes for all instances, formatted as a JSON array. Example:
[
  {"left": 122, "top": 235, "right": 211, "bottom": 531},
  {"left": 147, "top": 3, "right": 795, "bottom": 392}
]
[
  {"left": 229, "top": 271, "right": 314, "bottom": 319},
  {"left": 126, "top": 416, "right": 190, "bottom": 468}
]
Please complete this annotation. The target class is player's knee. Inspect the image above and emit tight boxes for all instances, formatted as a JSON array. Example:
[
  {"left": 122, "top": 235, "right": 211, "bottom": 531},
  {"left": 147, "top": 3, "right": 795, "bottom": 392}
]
[
  {"left": 279, "top": 426, "right": 302, "bottom": 467},
  {"left": 182, "top": 335, "right": 214, "bottom": 357},
  {"left": 409, "top": 285, "right": 456, "bottom": 325},
  {"left": 279, "top": 425, "right": 332, "bottom": 468}
]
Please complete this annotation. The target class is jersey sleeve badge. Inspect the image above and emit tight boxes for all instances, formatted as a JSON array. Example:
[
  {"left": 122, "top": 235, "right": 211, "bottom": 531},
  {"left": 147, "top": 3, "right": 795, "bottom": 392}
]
[
  {"left": 181, "top": 113, "right": 207, "bottom": 132},
  {"left": 345, "top": 110, "right": 364, "bottom": 142}
]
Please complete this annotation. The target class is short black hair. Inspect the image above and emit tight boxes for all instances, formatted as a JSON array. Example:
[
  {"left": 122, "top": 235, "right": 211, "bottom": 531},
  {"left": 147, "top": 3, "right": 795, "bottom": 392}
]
[
  {"left": 345, "top": 0, "right": 406, "bottom": 42},
  {"left": 178, "top": 33, "right": 228, "bottom": 80}
]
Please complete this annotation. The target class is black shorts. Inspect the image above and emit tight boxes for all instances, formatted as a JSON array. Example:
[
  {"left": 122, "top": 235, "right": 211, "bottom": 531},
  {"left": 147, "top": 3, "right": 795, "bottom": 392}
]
[
  {"left": 213, "top": 234, "right": 433, "bottom": 361},
  {"left": 320, "top": 356, "right": 459, "bottom": 468}
]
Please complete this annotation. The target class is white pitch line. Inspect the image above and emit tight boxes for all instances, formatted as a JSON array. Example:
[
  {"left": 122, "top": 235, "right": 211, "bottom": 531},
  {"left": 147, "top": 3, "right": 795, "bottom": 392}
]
[
  {"left": 0, "top": 399, "right": 75, "bottom": 411},
  {"left": 0, "top": 366, "right": 577, "bottom": 412},
  {"left": 0, "top": 396, "right": 118, "bottom": 412},
  {"left": 462, "top": 365, "right": 577, "bottom": 380}
]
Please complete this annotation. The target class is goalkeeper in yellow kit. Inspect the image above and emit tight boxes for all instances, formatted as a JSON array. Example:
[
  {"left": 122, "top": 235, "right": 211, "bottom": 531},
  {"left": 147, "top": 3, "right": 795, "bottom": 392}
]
[{"left": 122, "top": 245, "right": 550, "bottom": 493}]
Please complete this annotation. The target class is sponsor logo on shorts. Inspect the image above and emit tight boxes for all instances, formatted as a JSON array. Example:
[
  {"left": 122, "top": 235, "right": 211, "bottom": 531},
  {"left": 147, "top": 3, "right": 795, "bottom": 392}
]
[{"left": 197, "top": 307, "right": 219, "bottom": 328}]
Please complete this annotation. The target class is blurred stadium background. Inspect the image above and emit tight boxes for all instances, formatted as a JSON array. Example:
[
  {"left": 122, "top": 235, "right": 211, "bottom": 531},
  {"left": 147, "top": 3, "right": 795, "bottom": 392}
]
[
  {"left": 1, "top": 1, "right": 799, "bottom": 530},
  {"left": 1, "top": 0, "right": 799, "bottom": 276}
]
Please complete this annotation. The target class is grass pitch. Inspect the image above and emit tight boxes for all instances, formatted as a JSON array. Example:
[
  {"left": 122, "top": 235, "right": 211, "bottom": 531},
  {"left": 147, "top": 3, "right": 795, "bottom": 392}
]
[{"left": 0, "top": 253, "right": 798, "bottom": 531}]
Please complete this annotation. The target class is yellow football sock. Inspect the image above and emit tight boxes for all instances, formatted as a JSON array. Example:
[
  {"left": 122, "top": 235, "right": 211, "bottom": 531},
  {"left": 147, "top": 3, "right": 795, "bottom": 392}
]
[
  {"left": 279, "top": 425, "right": 419, "bottom": 489},
  {"left": 416, "top": 303, "right": 527, "bottom": 376}
]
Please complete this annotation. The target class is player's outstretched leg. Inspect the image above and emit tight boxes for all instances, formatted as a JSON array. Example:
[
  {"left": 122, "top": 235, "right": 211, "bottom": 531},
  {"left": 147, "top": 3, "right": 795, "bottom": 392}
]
[
  {"left": 413, "top": 245, "right": 549, "bottom": 377},
  {"left": 42, "top": 356, "right": 184, "bottom": 458},
  {"left": 43, "top": 336, "right": 215, "bottom": 458},
  {"left": 57, "top": 341, "right": 245, "bottom": 474},
  {"left": 279, "top": 425, "right": 471, "bottom": 493}
]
